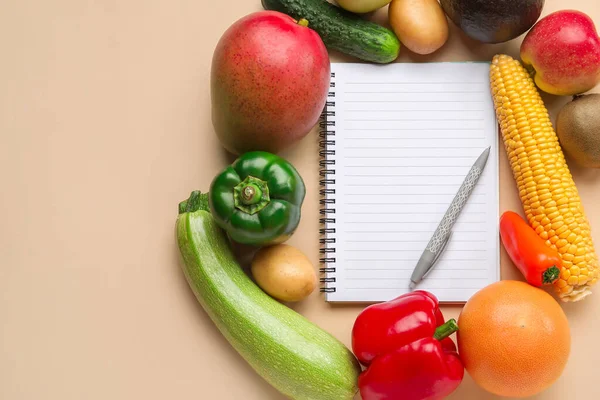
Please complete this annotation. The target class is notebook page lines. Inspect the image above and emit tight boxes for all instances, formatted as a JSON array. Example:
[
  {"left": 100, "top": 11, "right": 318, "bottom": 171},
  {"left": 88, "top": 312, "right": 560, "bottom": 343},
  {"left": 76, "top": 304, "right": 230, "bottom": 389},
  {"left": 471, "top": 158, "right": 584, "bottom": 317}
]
[{"left": 329, "top": 62, "right": 499, "bottom": 302}]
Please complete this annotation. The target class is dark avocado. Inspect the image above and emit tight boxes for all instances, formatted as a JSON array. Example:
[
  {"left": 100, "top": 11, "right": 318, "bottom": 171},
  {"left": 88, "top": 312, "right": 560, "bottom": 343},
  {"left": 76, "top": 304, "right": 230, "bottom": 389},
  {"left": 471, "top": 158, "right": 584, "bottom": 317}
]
[{"left": 440, "top": 0, "right": 544, "bottom": 43}]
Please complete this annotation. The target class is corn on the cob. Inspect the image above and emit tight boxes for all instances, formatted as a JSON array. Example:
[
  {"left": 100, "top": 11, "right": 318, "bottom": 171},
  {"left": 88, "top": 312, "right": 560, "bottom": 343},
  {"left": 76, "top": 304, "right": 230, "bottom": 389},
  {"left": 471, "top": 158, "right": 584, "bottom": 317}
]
[{"left": 490, "top": 54, "right": 599, "bottom": 302}]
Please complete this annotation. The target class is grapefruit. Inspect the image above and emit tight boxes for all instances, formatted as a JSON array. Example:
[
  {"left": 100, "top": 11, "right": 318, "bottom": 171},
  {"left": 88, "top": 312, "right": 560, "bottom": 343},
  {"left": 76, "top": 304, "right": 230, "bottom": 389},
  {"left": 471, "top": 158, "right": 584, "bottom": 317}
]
[{"left": 457, "top": 281, "right": 570, "bottom": 398}]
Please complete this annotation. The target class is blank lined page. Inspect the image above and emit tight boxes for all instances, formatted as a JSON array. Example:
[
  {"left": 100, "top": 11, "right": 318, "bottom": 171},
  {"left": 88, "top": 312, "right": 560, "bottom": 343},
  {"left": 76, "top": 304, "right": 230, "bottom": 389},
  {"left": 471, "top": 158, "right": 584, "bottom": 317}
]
[{"left": 324, "top": 62, "right": 499, "bottom": 303}]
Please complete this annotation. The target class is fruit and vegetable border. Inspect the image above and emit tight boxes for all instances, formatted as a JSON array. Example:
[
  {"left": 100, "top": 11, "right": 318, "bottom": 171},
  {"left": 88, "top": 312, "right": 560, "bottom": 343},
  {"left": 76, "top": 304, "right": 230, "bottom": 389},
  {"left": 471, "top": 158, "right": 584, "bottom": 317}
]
[{"left": 176, "top": 1, "right": 600, "bottom": 399}]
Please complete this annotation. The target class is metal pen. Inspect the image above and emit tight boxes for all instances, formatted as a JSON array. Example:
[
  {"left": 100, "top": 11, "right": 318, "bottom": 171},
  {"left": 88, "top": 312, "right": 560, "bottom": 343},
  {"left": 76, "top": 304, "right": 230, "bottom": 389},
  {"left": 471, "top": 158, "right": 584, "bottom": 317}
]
[{"left": 409, "top": 146, "right": 491, "bottom": 289}]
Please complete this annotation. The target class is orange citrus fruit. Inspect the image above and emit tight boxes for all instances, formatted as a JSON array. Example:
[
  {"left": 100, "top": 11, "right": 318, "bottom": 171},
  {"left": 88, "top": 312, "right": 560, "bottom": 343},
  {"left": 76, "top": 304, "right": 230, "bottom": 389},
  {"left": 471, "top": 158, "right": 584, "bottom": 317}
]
[{"left": 457, "top": 280, "right": 570, "bottom": 398}]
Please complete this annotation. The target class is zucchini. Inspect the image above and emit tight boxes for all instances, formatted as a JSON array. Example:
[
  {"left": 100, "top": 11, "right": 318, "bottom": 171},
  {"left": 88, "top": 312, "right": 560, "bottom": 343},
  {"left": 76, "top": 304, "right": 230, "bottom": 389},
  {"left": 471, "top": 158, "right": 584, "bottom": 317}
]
[
  {"left": 176, "top": 192, "right": 361, "bottom": 400},
  {"left": 262, "top": 0, "right": 400, "bottom": 63}
]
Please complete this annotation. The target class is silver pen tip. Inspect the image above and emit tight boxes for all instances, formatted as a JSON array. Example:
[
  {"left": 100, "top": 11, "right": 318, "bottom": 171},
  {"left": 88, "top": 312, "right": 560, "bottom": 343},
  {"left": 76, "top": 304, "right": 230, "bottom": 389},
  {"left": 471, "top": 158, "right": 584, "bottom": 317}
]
[{"left": 408, "top": 281, "right": 416, "bottom": 290}]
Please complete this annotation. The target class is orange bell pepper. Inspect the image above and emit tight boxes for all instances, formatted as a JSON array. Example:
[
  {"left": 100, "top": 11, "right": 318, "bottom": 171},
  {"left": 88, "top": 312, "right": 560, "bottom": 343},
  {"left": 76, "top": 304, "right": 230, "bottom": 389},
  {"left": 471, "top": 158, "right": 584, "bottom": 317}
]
[{"left": 500, "top": 211, "right": 563, "bottom": 287}]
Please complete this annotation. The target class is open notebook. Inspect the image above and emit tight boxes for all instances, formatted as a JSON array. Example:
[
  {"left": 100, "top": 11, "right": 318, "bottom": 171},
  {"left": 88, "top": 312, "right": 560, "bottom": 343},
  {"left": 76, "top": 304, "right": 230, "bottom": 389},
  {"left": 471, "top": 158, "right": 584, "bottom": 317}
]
[{"left": 320, "top": 62, "right": 500, "bottom": 303}]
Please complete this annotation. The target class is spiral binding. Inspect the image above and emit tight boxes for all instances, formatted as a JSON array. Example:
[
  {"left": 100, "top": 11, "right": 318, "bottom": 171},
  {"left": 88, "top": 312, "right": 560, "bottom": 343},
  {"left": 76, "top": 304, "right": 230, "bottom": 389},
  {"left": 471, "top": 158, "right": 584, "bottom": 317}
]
[{"left": 319, "top": 72, "right": 336, "bottom": 294}]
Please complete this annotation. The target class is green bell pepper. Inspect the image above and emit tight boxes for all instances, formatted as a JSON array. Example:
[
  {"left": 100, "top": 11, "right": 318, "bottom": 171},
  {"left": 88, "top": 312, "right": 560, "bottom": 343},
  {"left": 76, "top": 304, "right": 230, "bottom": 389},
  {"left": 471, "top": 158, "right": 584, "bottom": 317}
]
[{"left": 209, "top": 151, "right": 306, "bottom": 246}]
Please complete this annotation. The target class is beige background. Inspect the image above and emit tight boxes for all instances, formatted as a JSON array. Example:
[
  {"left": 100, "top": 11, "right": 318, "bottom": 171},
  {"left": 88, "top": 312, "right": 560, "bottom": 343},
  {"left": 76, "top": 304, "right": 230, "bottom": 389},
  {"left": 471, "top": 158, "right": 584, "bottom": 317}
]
[{"left": 1, "top": 0, "right": 599, "bottom": 399}]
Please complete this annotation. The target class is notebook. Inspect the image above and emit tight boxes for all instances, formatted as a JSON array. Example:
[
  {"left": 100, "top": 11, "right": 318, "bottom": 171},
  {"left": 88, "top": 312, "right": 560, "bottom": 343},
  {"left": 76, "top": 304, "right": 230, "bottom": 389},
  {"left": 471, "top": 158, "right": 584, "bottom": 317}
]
[{"left": 319, "top": 62, "right": 500, "bottom": 303}]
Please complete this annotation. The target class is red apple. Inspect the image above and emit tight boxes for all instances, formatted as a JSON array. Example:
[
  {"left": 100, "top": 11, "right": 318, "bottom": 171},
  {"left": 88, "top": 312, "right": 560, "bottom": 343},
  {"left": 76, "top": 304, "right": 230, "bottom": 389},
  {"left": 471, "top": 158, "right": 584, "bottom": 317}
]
[
  {"left": 521, "top": 10, "right": 600, "bottom": 96},
  {"left": 211, "top": 11, "right": 330, "bottom": 154}
]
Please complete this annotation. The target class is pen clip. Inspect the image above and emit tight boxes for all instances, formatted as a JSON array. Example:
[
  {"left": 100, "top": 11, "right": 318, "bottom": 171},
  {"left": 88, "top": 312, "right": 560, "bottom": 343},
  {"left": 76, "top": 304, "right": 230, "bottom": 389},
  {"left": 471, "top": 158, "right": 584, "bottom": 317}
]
[{"left": 423, "top": 231, "right": 452, "bottom": 279}]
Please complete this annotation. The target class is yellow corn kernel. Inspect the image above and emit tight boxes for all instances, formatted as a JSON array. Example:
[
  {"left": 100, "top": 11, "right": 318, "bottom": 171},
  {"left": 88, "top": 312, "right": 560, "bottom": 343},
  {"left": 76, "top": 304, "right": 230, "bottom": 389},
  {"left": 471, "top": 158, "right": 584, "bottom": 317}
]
[
  {"left": 490, "top": 54, "right": 599, "bottom": 302},
  {"left": 570, "top": 266, "right": 580, "bottom": 276},
  {"left": 551, "top": 220, "right": 564, "bottom": 230},
  {"left": 568, "top": 276, "right": 578, "bottom": 286},
  {"left": 555, "top": 239, "right": 568, "bottom": 249}
]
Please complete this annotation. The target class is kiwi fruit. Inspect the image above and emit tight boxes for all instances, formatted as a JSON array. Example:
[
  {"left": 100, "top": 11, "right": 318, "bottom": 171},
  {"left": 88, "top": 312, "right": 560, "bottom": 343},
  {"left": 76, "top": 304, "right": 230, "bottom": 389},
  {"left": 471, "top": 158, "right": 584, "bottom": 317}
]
[{"left": 556, "top": 94, "right": 600, "bottom": 169}]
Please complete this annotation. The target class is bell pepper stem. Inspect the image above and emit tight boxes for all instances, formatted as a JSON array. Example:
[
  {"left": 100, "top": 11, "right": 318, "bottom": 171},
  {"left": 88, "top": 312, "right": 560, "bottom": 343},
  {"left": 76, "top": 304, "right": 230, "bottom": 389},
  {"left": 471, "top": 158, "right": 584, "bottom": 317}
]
[
  {"left": 433, "top": 319, "right": 459, "bottom": 341},
  {"left": 178, "top": 191, "right": 210, "bottom": 214},
  {"left": 233, "top": 176, "right": 270, "bottom": 215},
  {"left": 543, "top": 266, "right": 561, "bottom": 284},
  {"left": 240, "top": 183, "right": 263, "bottom": 205}
]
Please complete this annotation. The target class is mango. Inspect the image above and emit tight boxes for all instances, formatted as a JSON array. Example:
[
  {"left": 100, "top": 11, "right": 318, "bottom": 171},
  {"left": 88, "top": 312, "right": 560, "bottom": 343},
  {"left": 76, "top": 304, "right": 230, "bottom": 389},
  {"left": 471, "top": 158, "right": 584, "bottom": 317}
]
[{"left": 211, "top": 11, "right": 330, "bottom": 155}]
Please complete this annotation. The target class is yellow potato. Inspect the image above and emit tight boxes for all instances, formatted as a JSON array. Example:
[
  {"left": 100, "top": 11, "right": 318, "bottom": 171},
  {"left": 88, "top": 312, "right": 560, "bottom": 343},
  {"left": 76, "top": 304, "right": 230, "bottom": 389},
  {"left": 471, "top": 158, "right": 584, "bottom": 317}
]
[
  {"left": 336, "top": 0, "right": 392, "bottom": 14},
  {"left": 251, "top": 244, "right": 317, "bottom": 302},
  {"left": 389, "top": 0, "right": 449, "bottom": 55}
]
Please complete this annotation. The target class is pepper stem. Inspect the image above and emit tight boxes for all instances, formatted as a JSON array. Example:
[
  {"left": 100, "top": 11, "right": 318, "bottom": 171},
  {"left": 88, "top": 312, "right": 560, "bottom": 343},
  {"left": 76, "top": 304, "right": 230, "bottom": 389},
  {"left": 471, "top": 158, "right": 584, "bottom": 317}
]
[
  {"left": 297, "top": 18, "right": 309, "bottom": 27},
  {"left": 178, "top": 191, "right": 210, "bottom": 214},
  {"left": 233, "top": 176, "right": 270, "bottom": 215},
  {"left": 433, "top": 319, "right": 459, "bottom": 341},
  {"left": 240, "top": 183, "right": 263, "bottom": 205},
  {"left": 543, "top": 266, "right": 561, "bottom": 284}
]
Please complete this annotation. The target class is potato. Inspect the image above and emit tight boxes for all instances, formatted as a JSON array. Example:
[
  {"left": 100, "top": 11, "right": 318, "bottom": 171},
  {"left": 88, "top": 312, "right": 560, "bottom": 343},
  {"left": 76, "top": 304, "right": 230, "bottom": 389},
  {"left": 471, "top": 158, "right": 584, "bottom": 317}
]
[
  {"left": 336, "top": 0, "right": 392, "bottom": 14},
  {"left": 389, "top": 0, "right": 449, "bottom": 55},
  {"left": 251, "top": 244, "right": 317, "bottom": 302}
]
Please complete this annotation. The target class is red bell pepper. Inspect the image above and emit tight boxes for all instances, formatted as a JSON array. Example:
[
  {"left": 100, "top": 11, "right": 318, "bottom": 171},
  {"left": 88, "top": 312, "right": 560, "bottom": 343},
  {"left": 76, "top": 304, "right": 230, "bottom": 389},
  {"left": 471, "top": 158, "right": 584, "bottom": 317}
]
[{"left": 352, "top": 291, "right": 464, "bottom": 400}]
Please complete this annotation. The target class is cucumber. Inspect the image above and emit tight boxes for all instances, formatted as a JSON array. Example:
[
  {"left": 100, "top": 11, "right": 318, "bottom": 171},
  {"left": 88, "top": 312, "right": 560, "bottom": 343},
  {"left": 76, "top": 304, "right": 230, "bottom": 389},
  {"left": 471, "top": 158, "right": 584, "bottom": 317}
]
[
  {"left": 176, "top": 195, "right": 360, "bottom": 400},
  {"left": 262, "top": 0, "right": 400, "bottom": 63}
]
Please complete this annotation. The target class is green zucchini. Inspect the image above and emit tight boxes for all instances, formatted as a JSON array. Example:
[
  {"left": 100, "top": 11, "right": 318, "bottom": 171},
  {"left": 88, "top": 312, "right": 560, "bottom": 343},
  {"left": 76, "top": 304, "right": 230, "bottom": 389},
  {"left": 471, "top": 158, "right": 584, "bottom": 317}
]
[
  {"left": 176, "top": 192, "right": 361, "bottom": 400},
  {"left": 262, "top": 0, "right": 400, "bottom": 63}
]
